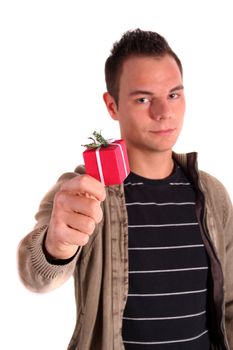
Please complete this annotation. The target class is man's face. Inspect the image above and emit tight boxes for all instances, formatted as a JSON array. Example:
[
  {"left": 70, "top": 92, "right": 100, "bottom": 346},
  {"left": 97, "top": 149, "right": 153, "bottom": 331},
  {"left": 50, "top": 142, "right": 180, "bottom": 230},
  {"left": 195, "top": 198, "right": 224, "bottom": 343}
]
[{"left": 106, "top": 54, "right": 185, "bottom": 155}]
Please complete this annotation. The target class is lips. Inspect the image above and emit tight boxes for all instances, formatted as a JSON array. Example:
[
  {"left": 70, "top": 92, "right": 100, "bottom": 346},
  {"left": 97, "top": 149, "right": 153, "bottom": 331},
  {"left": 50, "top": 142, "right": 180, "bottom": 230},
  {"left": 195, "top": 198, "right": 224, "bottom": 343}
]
[{"left": 149, "top": 128, "right": 175, "bottom": 135}]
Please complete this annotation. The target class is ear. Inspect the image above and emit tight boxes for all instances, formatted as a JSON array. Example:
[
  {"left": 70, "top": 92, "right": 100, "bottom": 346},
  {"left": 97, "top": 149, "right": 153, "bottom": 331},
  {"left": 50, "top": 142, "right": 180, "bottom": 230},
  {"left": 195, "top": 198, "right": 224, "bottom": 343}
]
[{"left": 103, "top": 92, "right": 119, "bottom": 120}]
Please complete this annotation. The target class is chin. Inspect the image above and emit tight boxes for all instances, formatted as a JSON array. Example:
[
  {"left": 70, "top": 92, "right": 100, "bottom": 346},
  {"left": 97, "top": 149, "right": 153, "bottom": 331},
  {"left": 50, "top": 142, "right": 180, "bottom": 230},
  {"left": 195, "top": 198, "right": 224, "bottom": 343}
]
[{"left": 148, "top": 140, "right": 176, "bottom": 151}]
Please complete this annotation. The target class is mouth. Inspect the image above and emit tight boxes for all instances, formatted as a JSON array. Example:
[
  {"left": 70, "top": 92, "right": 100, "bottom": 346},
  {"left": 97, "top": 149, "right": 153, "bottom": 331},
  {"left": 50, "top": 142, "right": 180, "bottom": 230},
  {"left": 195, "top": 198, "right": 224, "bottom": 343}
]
[{"left": 149, "top": 128, "right": 175, "bottom": 136}]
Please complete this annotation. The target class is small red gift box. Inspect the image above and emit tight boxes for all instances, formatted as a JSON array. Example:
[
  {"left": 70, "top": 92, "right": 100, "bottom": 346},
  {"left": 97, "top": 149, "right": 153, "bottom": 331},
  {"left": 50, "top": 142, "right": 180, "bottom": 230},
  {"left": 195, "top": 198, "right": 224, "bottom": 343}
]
[{"left": 83, "top": 139, "right": 130, "bottom": 185}]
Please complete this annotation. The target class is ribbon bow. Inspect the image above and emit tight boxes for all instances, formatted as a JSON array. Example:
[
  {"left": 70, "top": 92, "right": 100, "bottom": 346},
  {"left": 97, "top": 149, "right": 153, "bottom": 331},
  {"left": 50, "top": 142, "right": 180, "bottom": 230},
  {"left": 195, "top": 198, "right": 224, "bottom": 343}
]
[{"left": 82, "top": 131, "right": 109, "bottom": 149}]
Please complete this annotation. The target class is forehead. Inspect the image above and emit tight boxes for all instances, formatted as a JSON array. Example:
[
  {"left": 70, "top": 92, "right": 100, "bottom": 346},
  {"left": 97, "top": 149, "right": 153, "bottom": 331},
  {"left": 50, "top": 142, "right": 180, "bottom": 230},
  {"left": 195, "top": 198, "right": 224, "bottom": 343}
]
[{"left": 119, "top": 55, "right": 182, "bottom": 92}]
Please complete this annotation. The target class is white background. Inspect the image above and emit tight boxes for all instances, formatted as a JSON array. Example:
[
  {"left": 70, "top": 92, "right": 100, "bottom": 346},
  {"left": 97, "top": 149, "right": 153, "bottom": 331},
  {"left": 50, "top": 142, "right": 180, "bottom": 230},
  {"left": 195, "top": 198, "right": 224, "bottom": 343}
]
[{"left": 1, "top": 0, "right": 232, "bottom": 349}]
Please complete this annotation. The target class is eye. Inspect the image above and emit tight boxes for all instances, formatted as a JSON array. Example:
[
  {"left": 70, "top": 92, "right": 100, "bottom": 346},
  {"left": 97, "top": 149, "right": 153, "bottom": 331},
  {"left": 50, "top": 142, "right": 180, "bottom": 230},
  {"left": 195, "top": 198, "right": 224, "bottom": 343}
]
[
  {"left": 136, "top": 97, "right": 150, "bottom": 104},
  {"left": 169, "top": 92, "right": 179, "bottom": 99}
]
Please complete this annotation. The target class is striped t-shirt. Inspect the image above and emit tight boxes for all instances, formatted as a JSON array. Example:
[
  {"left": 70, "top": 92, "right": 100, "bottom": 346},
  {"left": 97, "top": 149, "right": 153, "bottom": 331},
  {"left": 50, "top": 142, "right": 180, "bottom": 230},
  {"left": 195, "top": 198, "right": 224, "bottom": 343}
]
[{"left": 122, "top": 164, "right": 211, "bottom": 349}]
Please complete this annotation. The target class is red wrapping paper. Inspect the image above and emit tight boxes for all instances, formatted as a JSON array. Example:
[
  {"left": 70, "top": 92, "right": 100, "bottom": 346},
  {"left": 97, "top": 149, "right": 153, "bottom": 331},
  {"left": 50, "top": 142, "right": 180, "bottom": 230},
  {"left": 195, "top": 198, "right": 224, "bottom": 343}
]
[{"left": 83, "top": 139, "right": 130, "bottom": 185}]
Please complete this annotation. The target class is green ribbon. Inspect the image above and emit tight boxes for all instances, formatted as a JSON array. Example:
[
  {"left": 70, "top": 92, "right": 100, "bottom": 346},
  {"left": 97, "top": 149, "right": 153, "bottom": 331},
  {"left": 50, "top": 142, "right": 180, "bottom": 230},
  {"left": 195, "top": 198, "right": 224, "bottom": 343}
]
[{"left": 82, "top": 131, "right": 109, "bottom": 149}]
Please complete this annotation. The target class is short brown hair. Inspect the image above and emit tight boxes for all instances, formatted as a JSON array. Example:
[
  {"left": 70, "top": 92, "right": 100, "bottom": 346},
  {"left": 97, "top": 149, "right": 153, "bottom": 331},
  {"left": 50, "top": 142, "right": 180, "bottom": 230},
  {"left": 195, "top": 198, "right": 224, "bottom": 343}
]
[{"left": 105, "top": 28, "right": 183, "bottom": 104}]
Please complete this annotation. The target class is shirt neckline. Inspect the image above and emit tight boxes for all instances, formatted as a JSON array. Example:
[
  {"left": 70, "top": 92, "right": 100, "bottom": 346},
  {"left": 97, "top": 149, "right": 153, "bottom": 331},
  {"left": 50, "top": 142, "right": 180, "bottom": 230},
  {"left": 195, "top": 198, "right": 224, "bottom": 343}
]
[{"left": 124, "top": 162, "right": 180, "bottom": 186}]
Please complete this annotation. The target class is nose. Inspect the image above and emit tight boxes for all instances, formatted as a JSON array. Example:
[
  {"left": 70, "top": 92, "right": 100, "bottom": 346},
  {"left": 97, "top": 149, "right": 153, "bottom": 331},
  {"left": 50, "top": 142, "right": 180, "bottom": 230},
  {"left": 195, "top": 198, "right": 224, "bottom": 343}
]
[{"left": 150, "top": 98, "right": 171, "bottom": 120}]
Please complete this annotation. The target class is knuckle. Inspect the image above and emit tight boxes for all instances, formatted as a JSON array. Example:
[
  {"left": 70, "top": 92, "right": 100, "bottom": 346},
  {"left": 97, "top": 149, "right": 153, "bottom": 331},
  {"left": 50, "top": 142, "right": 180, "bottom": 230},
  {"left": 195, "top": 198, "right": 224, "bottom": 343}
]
[
  {"left": 96, "top": 185, "right": 105, "bottom": 201},
  {"left": 77, "top": 174, "right": 88, "bottom": 188},
  {"left": 88, "top": 201, "right": 102, "bottom": 223},
  {"left": 100, "top": 187, "right": 106, "bottom": 200},
  {"left": 85, "top": 218, "right": 95, "bottom": 234},
  {"left": 96, "top": 207, "right": 103, "bottom": 223},
  {"left": 54, "top": 190, "right": 65, "bottom": 207},
  {"left": 78, "top": 234, "right": 89, "bottom": 246},
  {"left": 88, "top": 200, "right": 98, "bottom": 215},
  {"left": 93, "top": 205, "right": 102, "bottom": 223}
]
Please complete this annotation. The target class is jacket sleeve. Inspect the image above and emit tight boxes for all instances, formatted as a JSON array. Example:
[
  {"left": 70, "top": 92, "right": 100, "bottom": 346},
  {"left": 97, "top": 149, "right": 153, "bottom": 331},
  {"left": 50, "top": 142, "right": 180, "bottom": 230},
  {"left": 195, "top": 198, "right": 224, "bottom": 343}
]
[
  {"left": 201, "top": 172, "right": 233, "bottom": 348},
  {"left": 222, "top": 186, "right": 233, "bottom": 349},
  {"left": 17, "top": 170, "right": 81, "bottom": 293}
]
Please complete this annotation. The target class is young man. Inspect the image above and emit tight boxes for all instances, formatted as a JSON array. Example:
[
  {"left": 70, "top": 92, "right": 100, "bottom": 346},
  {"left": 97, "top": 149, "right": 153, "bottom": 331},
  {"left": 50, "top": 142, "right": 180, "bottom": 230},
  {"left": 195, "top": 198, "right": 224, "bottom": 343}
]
[{"left": 18, "top": 29, "right": 233, "bottom": 349}]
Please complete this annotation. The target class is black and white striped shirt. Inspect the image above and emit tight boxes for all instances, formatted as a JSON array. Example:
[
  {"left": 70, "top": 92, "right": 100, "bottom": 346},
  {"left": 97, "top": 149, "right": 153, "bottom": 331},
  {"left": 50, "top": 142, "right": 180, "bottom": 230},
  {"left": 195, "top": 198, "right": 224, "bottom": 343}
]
[{"left": 122, "top": 164, "right": 210, "bottom": 349}]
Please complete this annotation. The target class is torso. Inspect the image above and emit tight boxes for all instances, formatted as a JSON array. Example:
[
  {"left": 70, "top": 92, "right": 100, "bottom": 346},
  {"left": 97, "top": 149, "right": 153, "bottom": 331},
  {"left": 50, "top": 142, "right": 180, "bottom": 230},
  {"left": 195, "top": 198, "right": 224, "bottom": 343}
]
[{"left": 122, "top": 163, "right": 211, "bottom": 349}]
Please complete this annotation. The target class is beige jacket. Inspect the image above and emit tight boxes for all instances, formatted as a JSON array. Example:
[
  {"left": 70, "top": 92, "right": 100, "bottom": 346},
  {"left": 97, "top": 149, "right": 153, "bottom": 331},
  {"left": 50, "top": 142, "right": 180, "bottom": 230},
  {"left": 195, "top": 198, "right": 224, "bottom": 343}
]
[{"left": 18, "top": 153, "right": 233, "bottom": 349}]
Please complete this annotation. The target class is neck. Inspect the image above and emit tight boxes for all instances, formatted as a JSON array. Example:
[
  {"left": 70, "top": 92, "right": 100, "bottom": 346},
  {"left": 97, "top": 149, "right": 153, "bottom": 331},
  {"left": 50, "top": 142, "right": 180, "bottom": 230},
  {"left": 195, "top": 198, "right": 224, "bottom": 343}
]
[{"left": 128, "top": 149, "right": 174, "bottom": 179}]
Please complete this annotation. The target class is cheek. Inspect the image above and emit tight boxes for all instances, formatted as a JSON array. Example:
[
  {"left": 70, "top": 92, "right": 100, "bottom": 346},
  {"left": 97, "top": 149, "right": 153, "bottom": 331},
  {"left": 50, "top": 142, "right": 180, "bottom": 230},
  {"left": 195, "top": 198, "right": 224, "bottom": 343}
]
[
  {"left": 175, "top": 104, "right": 185, "bottom": 123},
  {"left": 180, "top": 100, "right": 186, "bottom": 116},
  {"left": 120, "top": 118, "right": 142, "bottom": 139}
]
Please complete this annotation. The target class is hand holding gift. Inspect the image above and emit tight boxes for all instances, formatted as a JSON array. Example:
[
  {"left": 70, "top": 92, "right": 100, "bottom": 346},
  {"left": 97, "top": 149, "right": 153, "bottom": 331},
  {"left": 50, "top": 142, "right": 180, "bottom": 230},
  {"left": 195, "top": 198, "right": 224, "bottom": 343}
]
[
  {"left": 83, "top": 131, "right": 130, "bottom": 186},
  {"left": 44, "top": 132, "right": 130, "bottom": 260},
  {"left": 45, "top": 174, "right": 106, "bottom": 259}
]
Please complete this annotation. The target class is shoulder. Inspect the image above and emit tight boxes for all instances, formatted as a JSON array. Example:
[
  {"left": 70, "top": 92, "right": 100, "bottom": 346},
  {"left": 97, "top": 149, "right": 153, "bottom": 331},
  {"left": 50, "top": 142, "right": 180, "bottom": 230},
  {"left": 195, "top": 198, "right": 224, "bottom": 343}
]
[
  {"left": 199, "top": 170, "right": 230, "bottom": 200},
  {"left": 198, "top": 170, "right": 232, "bottom": 228}
]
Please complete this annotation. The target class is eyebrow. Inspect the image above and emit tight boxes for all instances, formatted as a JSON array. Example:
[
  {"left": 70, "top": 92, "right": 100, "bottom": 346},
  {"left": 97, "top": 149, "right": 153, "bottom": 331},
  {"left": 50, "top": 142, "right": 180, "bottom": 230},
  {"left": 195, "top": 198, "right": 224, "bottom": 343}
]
[{"left": 128, "top": 84, "right": 184, "bottom": 96}]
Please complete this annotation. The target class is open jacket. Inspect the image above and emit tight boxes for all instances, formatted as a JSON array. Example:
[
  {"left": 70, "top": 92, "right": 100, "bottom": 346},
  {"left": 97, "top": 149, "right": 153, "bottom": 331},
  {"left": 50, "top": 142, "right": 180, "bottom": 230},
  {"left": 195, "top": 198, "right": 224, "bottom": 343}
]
[{"left": 18, "top": 152, "right": 233, "bottom": 350}]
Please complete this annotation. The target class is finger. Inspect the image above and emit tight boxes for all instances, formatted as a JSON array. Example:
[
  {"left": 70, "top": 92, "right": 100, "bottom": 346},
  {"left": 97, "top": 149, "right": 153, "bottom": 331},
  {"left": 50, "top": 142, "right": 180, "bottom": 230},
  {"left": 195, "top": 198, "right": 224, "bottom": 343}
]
[
  {"left": 65, "top": 212, "right": 96, "bottom": 236},
  {"left": 61, "top": 174, "right": 106, "bottom": 202},
  {"left": 54, "top": 225, "right": 91, "bottom": 247},
  {"left": 54, "top": 192, "right": 103, "bottom": 223}
]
